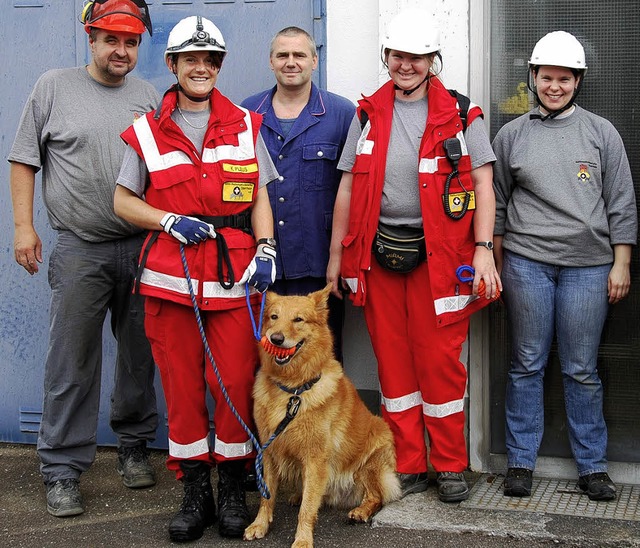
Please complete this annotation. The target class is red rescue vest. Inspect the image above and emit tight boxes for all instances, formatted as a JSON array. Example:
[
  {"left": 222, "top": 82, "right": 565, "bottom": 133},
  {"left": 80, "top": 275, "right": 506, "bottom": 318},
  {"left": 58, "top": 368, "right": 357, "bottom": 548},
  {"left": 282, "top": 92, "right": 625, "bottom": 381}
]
[
  {"left": 341, "top": 78, "right": 491, "bottom": 326},
  {"left": 121, "top": 87, "right": 263, "bottom": 310}
]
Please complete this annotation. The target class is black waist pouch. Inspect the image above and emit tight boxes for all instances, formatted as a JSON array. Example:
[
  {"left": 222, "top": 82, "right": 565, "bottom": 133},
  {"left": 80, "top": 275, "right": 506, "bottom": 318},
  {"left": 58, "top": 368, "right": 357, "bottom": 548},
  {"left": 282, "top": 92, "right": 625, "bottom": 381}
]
[{"left": 373, "top": 222, "right": 426, "bottom": 273}]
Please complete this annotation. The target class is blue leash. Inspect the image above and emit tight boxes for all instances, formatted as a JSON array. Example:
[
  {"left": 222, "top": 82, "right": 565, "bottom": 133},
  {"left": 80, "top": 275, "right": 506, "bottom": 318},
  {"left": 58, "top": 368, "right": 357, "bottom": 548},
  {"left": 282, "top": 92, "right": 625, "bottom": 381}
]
[
  {"left": 245, "top": 283, "right": 266, "bottom": 341},
  {"left": 456, "top": 264, "right": 475, "bottom": 283},
  {"left": 179, "top": 244, "right": 292, "bottom": 500}
]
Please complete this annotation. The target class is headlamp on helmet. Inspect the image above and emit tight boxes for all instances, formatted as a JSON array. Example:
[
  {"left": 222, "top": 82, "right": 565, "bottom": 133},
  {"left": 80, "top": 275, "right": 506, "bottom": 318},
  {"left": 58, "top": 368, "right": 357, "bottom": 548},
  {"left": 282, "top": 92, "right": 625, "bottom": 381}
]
[{"left": 164, "top": 16, "right": 227, "bottom": 61}]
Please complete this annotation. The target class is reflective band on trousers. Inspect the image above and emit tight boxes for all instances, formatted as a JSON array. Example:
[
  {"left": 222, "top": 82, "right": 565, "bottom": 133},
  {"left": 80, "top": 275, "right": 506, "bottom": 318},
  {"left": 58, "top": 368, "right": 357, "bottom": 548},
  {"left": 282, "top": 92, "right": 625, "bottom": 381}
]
[
  {"left": 381, "top": 391, "right": 422, "bottom": 413},
  {"left": 214, "top": 435, "right": 253, "bottom": 458},
  {"left": 382, "top": 391, "right": 464, "bottom": 418},
  {"left": 169, "top": 436, "right": 209, "bottom": 459}
]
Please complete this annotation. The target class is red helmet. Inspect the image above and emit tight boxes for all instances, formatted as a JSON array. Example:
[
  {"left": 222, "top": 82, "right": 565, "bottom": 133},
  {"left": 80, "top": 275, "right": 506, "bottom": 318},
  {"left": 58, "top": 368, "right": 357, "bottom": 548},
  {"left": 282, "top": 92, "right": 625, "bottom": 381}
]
[{"left": 81, "top": 0, "right": 152, "bottom": 36}]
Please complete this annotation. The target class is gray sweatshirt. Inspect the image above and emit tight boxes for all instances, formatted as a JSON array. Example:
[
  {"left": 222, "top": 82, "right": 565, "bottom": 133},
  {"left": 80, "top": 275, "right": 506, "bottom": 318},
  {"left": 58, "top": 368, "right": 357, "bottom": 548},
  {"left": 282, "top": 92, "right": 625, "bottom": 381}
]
[{"left": 492, "top": 105, "right": 637, "bottom": 266}]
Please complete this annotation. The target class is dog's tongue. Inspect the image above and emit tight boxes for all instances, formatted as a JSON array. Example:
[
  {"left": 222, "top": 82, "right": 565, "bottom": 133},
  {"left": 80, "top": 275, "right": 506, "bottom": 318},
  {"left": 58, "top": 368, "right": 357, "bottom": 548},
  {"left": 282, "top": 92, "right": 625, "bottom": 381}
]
[{"left": 260, "top": 335, "right": 297, "bottom": 359}]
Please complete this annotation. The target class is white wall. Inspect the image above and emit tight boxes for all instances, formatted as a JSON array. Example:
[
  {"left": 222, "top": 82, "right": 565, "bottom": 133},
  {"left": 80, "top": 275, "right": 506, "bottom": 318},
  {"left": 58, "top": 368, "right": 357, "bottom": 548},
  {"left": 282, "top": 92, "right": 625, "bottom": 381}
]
[{"left": 326, "top": 0, "right": 471, "bottom": 103}]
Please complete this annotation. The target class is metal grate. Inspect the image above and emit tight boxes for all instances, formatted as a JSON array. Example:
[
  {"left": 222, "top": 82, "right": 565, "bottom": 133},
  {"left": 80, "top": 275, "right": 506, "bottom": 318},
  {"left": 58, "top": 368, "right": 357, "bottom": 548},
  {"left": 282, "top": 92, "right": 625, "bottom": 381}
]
[{"left": 462, "top": 474, "right": 640, "bottom": 522}]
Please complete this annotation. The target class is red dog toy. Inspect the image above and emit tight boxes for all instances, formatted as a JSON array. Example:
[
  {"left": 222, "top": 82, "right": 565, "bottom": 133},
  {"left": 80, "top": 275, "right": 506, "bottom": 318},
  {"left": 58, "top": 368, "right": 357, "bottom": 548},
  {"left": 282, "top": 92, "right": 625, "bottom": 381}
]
[{"left": 260, "top": 336, "right": 297, "bottom": 359}]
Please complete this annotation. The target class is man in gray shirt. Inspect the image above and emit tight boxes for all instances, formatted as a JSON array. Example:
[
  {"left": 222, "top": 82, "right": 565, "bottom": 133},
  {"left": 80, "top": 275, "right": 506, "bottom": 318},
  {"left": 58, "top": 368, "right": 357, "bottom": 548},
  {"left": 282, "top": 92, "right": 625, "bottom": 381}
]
[{"left": 8, "top": 0, "right": 159, "bottom": 518}]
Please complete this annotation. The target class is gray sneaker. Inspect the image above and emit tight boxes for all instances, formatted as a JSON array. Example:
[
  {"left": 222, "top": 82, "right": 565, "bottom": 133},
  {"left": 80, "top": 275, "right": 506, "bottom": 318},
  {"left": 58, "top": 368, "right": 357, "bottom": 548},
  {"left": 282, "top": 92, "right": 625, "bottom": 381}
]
[
  {"left": 437, "top": 471, "right": 469, "bottom": 502},
  {"left": 46, "top": 479, "right": 84, "bottom": 517},
  {"left": 117, "top": 443, "right": 156, "bottom": 489}
]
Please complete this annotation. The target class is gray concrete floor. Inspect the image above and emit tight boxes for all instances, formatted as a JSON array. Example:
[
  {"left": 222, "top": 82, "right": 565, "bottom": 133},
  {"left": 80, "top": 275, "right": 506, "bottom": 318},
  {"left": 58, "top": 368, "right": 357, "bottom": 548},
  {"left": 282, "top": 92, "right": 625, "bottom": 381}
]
[{"left": 2, "top": 443, "right": 639, "bottom": 547}]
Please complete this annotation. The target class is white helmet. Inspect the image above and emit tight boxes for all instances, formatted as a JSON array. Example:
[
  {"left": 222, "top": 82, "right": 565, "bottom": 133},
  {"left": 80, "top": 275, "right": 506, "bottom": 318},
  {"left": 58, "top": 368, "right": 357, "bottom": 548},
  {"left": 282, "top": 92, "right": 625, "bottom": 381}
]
[
  {"left": 383, "top": 8, "right": 440, "bottom": 55},
  {"left": 165, "top": 16, "right": 226, "bottom": 61},
  {"left": 528, "top": 31, "right": 587, "bottom": 71}
]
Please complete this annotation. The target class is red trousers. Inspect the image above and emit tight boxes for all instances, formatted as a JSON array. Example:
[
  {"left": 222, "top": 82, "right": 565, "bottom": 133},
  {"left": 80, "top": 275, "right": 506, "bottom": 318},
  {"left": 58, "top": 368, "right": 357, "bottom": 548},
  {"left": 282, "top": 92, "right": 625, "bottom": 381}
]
[
  {"left": 363, "top": 259, "right": 469, "bottom": 473},
  {"left": 144, "top": 297, "right": 258, "bottom": 477}
]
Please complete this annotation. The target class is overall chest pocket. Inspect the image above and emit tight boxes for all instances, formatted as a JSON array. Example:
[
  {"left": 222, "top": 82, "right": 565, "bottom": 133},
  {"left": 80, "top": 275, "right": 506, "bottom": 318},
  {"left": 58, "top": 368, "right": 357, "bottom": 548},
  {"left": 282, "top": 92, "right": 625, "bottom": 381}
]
[{"left": 301, "top": 143, "right": 339, "bottom": 191}]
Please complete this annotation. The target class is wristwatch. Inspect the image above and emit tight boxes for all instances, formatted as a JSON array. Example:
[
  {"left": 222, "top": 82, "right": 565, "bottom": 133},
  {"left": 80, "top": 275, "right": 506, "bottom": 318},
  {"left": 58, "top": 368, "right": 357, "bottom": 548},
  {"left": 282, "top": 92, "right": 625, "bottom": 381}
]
[
  {"left": 475, "top": 241, "right": 494, "bottom": 251},
  {"left": 257, "top": 237, "right": 277, "bottom": 249}
]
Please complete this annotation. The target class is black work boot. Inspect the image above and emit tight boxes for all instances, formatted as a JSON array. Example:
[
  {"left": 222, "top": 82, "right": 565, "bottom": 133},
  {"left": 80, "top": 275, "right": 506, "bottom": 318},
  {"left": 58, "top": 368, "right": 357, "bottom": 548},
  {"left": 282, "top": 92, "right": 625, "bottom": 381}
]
[
  {"left": 117, "top": 442, "right": 156, "bottom": 489},
  {"left": 578, "top": 472, "right": 617, "bottom": 501},
  {"left": 397, "top": 472, "right": 429, "bottom": 498},
  {"left": 217, "top": 460, "right": 251, "bottom": 538},
  {"left": 168, "top": 460, "right": 216, "bottom": 542}
]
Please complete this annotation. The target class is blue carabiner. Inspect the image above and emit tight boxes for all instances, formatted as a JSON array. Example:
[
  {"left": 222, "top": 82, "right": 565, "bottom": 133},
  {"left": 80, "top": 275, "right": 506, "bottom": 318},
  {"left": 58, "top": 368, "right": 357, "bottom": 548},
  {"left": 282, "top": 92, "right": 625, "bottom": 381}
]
[{"left": 456, "top": 264, "right": 475, "bottom": 283}]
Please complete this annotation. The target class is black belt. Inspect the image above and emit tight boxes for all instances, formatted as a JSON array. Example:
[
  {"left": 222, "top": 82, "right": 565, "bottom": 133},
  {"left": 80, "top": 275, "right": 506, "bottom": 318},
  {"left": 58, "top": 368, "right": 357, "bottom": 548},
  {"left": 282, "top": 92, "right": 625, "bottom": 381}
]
[
  {"left": 134, "top": 209, "right": 252, "bottom": 294},
  {"left": 196, "top": 210, "right": 252, "bottom": 230}
]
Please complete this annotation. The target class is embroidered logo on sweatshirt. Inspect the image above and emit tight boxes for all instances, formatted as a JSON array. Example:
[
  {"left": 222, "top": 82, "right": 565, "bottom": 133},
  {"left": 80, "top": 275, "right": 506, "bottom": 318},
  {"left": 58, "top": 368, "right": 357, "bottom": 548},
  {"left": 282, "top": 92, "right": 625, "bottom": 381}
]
[{"left": 577, "top": 164, "right": 591, "bottom": 182}]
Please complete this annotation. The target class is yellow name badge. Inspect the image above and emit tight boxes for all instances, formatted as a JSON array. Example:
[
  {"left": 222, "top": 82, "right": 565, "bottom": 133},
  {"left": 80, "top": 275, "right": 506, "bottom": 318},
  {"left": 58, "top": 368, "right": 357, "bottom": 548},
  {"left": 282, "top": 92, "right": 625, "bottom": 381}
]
[
  {"left": 443, "top": 190, "right": 476, "bottom": 212},
  {"left": 223, "top": 182, "right": 255, "bottom": 202},
  {"left": 222, "top": 162, "right": 258, "bottom": 174}
]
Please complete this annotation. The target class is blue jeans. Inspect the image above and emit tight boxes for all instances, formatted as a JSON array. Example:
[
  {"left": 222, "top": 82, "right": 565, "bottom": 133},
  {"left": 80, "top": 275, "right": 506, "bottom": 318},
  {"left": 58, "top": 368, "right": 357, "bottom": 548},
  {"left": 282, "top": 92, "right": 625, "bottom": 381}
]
[{"left": 502, "top": 250, "right": 611, "bottom": 476}]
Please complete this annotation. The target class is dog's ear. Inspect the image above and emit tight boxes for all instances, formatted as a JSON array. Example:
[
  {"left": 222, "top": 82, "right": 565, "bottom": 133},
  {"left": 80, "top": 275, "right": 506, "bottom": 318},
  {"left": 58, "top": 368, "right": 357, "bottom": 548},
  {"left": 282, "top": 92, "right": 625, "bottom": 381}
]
[
  {"left": 311, "top": 284, "right": 331, "bottom": 313},
  {"left": 264, "top": 290, "right": 278, "bottom": 312}
]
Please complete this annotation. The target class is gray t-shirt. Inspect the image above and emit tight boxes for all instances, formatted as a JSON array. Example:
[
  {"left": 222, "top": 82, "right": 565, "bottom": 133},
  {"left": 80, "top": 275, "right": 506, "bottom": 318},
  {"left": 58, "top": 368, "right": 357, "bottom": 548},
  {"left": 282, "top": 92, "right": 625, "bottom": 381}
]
[
  {"left": 337, "top": 96, "right": 496, "bottom": 227},
  {"left": 492, "top": 105, "right": 637, "bottom": 266},
  {"left": 116, "top": 108, "right": 278, "bottom": 197},
  {"left": 8, "top": 66, "right": 160, "bottom": 242}
]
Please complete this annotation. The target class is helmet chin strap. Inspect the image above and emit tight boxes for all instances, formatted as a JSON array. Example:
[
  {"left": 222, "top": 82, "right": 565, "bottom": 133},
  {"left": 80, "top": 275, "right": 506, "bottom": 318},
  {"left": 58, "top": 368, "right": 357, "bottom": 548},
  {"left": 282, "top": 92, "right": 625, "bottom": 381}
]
[
  {"left": 529, "top": 76, "right": 583, "bottom": 121},
  {"left": 532, "top": 90, "right": 579, "bottom": 120},
  {"left": 394, "top": 74, "right": 430, "bottom": 96},
  {"left": 392, "top": 52, "right": 440, "bottom": 96},
  {"left": 171, "top": 69, "right": 212, "bottom": 103},
  {"left": 177, "top": 84, "right": 211, "bottom": 103}
]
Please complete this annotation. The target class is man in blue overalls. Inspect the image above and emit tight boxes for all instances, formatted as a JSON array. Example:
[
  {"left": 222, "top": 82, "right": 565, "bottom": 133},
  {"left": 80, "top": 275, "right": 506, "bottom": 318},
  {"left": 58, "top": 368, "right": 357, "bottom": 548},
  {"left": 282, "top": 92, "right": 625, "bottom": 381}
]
[{"left": 242, "top": 26, "right": 355, "bottom": 362}]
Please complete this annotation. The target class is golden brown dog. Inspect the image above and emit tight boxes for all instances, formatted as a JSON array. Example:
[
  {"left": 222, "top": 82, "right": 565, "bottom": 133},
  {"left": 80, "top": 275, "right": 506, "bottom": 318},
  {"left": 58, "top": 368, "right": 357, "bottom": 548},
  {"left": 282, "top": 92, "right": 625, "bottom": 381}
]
[{"left": 243, "top": 285, "right": 400, "bottom": 548}]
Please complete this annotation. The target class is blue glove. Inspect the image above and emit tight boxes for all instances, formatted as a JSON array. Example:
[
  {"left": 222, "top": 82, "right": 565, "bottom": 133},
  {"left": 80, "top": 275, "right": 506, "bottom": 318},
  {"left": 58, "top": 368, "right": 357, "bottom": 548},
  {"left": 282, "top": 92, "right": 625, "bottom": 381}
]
[
  {"left": 160, "top": 213, "right": 216, "bottom": 245},
  {"left": 239, "top": 243, "right": 277, "bottom": 293}
]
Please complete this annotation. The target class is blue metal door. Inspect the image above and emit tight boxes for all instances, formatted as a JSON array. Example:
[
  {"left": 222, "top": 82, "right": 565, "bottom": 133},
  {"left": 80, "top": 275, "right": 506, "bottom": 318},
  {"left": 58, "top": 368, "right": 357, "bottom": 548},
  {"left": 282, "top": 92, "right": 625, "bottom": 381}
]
[{"left": 0, "top": 0, "right": 321, "bottom": 448}]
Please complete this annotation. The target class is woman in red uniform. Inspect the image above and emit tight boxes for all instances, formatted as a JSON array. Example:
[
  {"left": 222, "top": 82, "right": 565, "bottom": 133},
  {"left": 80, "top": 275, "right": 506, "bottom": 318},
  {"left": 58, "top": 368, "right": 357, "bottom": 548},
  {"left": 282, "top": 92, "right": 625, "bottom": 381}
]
[
  {"left": 328, "top": 8, "right": 501, "bottom": 502},
  {"left": 114, "top": 16, "right": 278, "bottom": 542}
]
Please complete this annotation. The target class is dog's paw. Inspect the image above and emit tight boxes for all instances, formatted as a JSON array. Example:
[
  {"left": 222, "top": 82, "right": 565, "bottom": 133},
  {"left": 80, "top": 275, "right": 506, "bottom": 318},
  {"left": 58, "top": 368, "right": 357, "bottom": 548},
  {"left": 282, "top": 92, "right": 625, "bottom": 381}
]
[
  {"left": 244, "top": 522, "right": 269, "bottom": 541},
  {"left": 347, "top": 507, "right": 372, "bottom": 523}
]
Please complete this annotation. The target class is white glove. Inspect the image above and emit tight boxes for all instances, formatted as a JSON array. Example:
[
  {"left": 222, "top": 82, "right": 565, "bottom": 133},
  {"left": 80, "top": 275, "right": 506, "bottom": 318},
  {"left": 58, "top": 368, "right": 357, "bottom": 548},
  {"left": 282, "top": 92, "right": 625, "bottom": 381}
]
[
  {"left": 239, "top": 244, "right": 277, "bottom": 293},
  {"left": 160, "top": 213, "right": 216, "bottom": 245}
]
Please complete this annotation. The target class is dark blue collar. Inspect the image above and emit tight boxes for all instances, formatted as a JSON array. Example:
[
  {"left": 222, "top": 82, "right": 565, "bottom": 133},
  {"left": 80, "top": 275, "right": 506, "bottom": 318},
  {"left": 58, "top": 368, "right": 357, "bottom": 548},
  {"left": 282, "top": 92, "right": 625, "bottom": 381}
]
[{"left": 276, "top": 375, "right": 321, "bottom": 396}]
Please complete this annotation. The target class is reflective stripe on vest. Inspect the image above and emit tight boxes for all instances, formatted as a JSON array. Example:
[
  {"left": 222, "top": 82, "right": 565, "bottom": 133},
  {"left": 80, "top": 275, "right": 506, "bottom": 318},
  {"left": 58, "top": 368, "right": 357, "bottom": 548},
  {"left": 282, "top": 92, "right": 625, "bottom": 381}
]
[
  {"left": 356, "top": 120, "right": 374, "bottom": 156},
  {"left": 202, "top": 106, "right": 256, "bottom": 163},
  {"left": 434, "top": 293, "right": 478, "bottom": 315},
  {"left": 134, "top": 107, "right": 256, "bottom": 172},
  {"left": 418, "top": 130, "right": 468, "bottom": 174},
  {"left": 134, "top": 115, "right": 192, "bottom": 173},
  {"left": 140, "top": 268, "right": 253, "bottom": 300}
]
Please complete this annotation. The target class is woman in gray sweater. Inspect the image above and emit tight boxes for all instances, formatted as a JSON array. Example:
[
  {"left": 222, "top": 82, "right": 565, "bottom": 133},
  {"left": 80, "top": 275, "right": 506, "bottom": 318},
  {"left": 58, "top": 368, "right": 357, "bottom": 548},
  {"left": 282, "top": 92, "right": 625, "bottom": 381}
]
[{"left": 492, "top": 31, "right": 637, "bottom": 502}]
